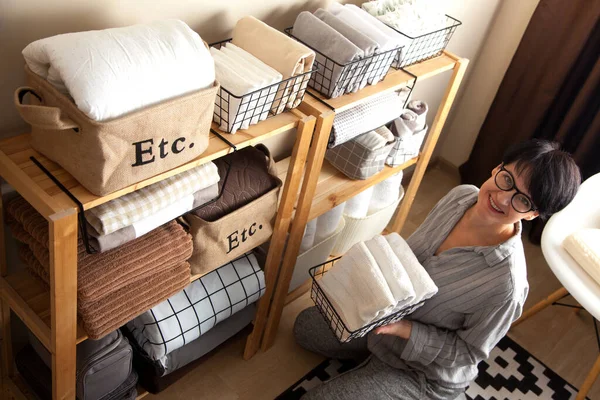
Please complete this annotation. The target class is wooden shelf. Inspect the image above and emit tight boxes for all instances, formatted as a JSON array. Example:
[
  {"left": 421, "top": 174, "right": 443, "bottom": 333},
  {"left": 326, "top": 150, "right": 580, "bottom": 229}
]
[
  {"left": 136, "top": 386, "right": 149, "bottom": 399},
  {"left": 308, "top": 156, "right": 418, "bottom": 221},
  {"left": 305, "top": 51, "right": 459, "bottom": 113},
  {"left": 1, "top": 271, "right": 88, "bottom": 348},
  {"left": 0, "top": 110, "right": 308, "bottom": 219}
]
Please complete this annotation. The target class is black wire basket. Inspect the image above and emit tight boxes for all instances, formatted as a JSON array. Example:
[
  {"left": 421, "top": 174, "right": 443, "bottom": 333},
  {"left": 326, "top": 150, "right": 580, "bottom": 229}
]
[
  {"left": 309, "top": 257, "right": 423, "bottom": 343},
  {"left": 210, "top": 39, "right": 315, "bottom": 133},
  {"left": 284, "top": 28, "right": 402, "bottom": 99},
  {"left": 391, "top": 15, "right": 462, "bottom": 68}
]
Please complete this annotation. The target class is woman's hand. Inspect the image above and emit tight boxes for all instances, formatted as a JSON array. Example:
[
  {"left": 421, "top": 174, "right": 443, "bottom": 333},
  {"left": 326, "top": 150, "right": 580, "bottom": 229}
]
[{"left": 373, "top": 320, "right": 412, "bottom": 339}]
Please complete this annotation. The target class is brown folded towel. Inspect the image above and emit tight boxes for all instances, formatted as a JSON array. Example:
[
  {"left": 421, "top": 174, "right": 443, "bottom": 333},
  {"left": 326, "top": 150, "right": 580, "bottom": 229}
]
[{"left": 6, "top": 197, "right": 49, "bottom": 244}]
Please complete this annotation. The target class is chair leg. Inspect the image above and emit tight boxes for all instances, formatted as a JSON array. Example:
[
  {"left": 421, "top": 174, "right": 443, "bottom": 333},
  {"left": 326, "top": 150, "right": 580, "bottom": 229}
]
[
  {"left": 576, "top": 353, "right": 600, "bottom": 400},
  {"left": 511, "top": 287, "right": 568, "bottom": 328}
]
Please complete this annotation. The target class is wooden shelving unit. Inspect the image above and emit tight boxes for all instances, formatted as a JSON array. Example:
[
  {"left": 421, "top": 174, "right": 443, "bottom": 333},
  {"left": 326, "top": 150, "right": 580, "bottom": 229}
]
[
  {"left": 0, "top": 109, "right": 316, "bottom": 399},
  {"left": 260, "top": 51, "right": 469, "bottom": 350}
]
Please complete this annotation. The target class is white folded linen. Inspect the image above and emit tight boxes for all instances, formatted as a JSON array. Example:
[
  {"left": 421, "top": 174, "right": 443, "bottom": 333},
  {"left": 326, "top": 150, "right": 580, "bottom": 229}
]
[
  {"left": 23, "top": 20, "right": 215, "bottom": 121},
  {"left": 407, "top": 100, "right": 428, "bottom": 131},
  {"left": 364, "top": 235, "right": 415, "bottom": 309},
  {"left": 345, "top": 186, "right": 375, "bottom": 218},
  {"left": 362, "top": 0, "right": 448, "bottom": 37},
  {"left": 314, "top": 8, "right": 380, "bottom": 57},
  {"left": 319, "top": 242, "right": 396, "bottom": 332},
  {"left": 385, "top": 233, "right": 438, "bottom": 305},
  {"left": 369, "top": 172, "right": 403, "bottom": 215},
  {"left": 564, "top": 229, "right": 600, "bottom": 284},
  {"left": 315, "top": 203, "right": 346, "bottom": 244},
  {"left": 300, "top": 218, "right": 318, "bottom": 253}
]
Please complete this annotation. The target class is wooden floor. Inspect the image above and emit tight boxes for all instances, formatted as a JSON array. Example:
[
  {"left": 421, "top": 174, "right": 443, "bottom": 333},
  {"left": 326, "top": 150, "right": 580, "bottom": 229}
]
[{"left": 7, "top": 165, "right": 600, "bottom": 399}]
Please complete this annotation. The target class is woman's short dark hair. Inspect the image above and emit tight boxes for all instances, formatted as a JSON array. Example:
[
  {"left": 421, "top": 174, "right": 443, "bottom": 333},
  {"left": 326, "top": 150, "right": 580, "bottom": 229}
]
[{"left": 502, "top": 139, "right": 581, "bottom": 220}]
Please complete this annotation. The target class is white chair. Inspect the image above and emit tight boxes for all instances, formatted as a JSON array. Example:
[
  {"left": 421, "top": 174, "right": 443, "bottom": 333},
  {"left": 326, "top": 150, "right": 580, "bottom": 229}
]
[{"left": 512, "top": 172, "right": 600, "bottom": 400}]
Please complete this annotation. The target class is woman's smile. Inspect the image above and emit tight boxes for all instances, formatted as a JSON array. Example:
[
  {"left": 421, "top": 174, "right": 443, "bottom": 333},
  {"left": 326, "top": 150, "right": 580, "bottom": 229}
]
[{"left": 488, "top": 194, "right": 504, "bottom": 214}]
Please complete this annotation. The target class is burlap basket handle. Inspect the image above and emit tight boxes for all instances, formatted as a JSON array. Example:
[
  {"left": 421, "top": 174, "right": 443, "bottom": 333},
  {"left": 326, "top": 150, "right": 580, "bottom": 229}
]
[
  {"left": 14, "top": 87, "right": 79, "bottom": 131},
  {"left": 254, "top": 143, "right": 278, "bottom": 176}
]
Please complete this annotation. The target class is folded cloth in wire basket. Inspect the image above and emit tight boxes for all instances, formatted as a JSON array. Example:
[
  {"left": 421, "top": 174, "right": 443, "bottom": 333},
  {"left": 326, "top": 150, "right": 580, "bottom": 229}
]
[
  {"left": 85, "top": 161, "right": 219, "bottom": 236},
  {"left": 329, "top": 88, "right": 409, "bottom": 148},
  {"left": 292, "top": 11, "right": 364, "bottom": 97},
  {"left": 232, "top": 16, "right": 315, "bottom": 111},
  {"left": 386, "top": 109, "right": 427, "bottom": 167},
  {"left": 126, "top": 252, "right": 265, "bottom": 360},
  {"left": 326, "top": 126, "right": 395, "bottom": 180},
  {"left": 22, "top": 20, "right": 215, "bottom": 121}
]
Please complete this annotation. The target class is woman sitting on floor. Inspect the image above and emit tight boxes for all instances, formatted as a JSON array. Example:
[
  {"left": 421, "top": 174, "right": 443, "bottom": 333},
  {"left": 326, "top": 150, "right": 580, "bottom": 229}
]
[{"left": 294, "top": 139, "right": 581, "bottom": 400}]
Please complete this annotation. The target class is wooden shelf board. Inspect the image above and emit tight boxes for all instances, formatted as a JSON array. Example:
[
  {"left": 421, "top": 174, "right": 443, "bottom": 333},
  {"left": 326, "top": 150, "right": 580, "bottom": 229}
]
[
  {"left": 0, "top": 110, "right": 307, "bottom": 218},
  {"left": 1, "top": 272, "right": 88, "bottom": 346},
  {"left": 304, "top": 52, "right": 457, "bottom": 113},
  {"left": 136, "top": 386, "right": 149, "bottom": 399},
  {"left": 309, "top": 157, "right": 418, "bottom": 221}
]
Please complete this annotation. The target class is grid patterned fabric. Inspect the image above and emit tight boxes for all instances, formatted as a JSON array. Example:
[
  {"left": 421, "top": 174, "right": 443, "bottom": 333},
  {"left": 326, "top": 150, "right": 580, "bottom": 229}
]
[
  {"left": 126, "top": 252, "right": 265, "bottom": 361},
  {"left": 86, "top": 162, "right": 220, "bottom": 236},
  {"left": 386, "top": 125, "right": 427, "bottom": 167}
]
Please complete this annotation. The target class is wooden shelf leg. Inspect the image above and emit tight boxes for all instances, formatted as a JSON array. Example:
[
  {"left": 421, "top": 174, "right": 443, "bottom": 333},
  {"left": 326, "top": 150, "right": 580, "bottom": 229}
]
[
  {"left": 511, "top": 286, "right": 568, "bottom": 329},
  {"left": 261, "top": 110, "right": 335, "bottom": 352},
  {"left": 389, "top": 57, "right": 469, "bottom": 234},
  {"left": 577, "top": 353, "right": 600, "bottom": 400},
  {"left": 243, "top": 116, "right": 317, "bottom": 360},
  {"left": 0, "top": 192, "right": 14, "bottom": 382},
  {"left": 49, "top": 210, "right": 78, "bottom": 400}
]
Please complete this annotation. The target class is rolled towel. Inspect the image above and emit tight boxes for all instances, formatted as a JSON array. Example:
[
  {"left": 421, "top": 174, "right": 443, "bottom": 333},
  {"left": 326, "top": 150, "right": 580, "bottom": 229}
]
[
  {"left": 319, "top": 242, "right": 396, "bottom": 332},
  {"left": 232, "top": 16, "right": 315, "bottom": 111},
  {"left": 345, "top": 186, "right": 374, "bottom": 218},
  {"left": 292, "top": 12, "right": 364, "bottom": 97},
  {"left": 364, "top": 235, "right": 415, "bottom": 309},
  {"left": 300, "top": 218, "right": 318, "bottom": 253},
  {"left": 368, "top": 172, "right": 403, "bottom": 215},
  {"left": 315, "top": 202, "right": 346, "bottom": 244},
  {"left": 23, "top": 20, "right": 215, "bottom": 121},
  {"left": 385, "top": 233, "right": 438, "bottom": 305},
  {"left": 563, "top": 229, "right": 600, "bottom": 284},
  {"left": 407, "top": 100, "right": 428, "bottom": 131}
]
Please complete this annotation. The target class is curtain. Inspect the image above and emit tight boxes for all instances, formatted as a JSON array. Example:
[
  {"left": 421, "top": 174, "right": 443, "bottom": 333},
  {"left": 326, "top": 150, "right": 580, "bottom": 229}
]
[{"left": 459, "top": 0, "right": 600, "bottom": 243}]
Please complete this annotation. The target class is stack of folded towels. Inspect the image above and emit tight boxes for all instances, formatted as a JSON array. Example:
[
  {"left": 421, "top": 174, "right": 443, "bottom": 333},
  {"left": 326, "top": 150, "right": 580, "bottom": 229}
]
[
  {"left": 319, "top": 233, "right": 437, "bottom": 337},
  {"left": 213, "top": 16, "right": 315, "bottom": 133},
  {"left": 290, "top": 3, "right": 406, "bottom": 98},
  {"left": 6, "top": 197, "right": 193, "bottom": 339},
  {"left": 362, "top": 0, "right": 448, "bottom": 37},
  {"left": 23, "top": 19, "right": 215, "bottom": 121}
]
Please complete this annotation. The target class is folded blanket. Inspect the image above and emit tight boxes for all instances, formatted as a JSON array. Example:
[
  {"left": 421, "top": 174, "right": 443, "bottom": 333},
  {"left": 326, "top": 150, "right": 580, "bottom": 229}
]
[
  {"left": 315, "top": 203, "right": 346, "bottom": 244},
  {"left": 314, "top": 9, "right": 379, "bottom": 57},
  {"left": 330, "top": 89, "right": 408, "bottom": 148},
  {"left": 319, "top": 242, "right": 396, "bottom": 332},
  {"left": 385, "top": 233, "right": 437, "bottom": 305},
  {"left": 232, "top": 16, "right": 315, "bottom": 110},
  {"left": 127, "top": 252, "right": 265, "bottom": 360},
  {"left": 86, "top": 162, "right": 219, "bottom": 236},
  {"left": 23, "top": 20, "right": 215, "bottom": 121},
  {"left": 300, "top": 218, "right": 318, "bottom": 253},
  {"left": 564, "top": 229, "right": 600, "bottom": 284},
  {"left": 292, "top": 12, "right": 364, "bottom": 97},
  {"left": 364, "top": 235, "right": 415, "bottom": 309},
  {"left": 345, "top": 186, "right": 374, "bottom": 218},
  {"left": 369, "top": 172, "right": 403, "bottom": 215},
  {"left": 407, "top": 100, "right": 428, "bottom": 131},
  {"left": 89, "top": 184, "right": 218, "bottom": 253}
]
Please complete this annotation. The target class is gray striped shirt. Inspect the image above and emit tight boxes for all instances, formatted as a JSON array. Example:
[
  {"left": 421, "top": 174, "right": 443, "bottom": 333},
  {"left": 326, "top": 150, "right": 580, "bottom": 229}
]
[{"left": 367, "top": 185, "right": 529, "bottom": 388}]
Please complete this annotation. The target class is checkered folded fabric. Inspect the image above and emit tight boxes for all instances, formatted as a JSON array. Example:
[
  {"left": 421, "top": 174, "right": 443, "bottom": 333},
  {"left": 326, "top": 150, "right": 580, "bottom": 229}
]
[
  {"left": 86, "top": 162, "right": 220, "bottom": 236},
  {"left": 326, "top": 126, "right": 396, "bottom": 180},
  {"left": 329, "top": 88, "right": 410, "bottom": 148},
  {"left": 386, "top": 125, "right": 428, "bottom": 167},
  {"left": 126, "top": 252, "right": 265, "bottom": 361}
]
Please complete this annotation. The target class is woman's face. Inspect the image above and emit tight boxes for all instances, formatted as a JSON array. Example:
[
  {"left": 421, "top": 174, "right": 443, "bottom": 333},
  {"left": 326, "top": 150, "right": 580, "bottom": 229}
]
[{"left": 474, "top": 163, "right": 539, "bottom": 225}]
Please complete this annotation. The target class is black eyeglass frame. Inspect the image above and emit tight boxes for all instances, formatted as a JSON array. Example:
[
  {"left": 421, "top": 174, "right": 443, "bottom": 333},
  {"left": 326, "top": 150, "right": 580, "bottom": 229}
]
[{"left": 494, "top": 163, "right": 538, "bottom": 213}]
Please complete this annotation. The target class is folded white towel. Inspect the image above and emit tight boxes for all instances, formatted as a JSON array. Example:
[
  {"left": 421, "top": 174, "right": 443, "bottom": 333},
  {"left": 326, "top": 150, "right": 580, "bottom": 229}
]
[
  {"left": 385, "top": 233, "right": 438, "bottom": 305},
  {"left": 345, "top": 186, "right": 375, "bottom": 218},
  {"left": 315, "top": 203, "right": 346, "bottom": 244},
  {"left": 564, "top": 229, "right": 600, "bottom": 284},
  {"left": 319, "top": 242, "right": 396, "bottom": 332},
  {"left": 345, "top": 4, "right": 408, "bottom": 49},
  {"left": 23, "top": 20, "right": 215, "bottom": 121},
  {"left": 300, "top": 218, "right": 318, "bottom": 253},
  {"left": 363, "top": 0, "right": 448, "bottom": 37},
  {"left": 369, "top": 172, "right": 403, "bottom": 215},
  {"left": 364, "top": 235, "right": 415, "bottom": 309},
  {"left": 314, "top": 9, "right": 379, "bottom": 57},
  {"left": 407, "top": 100, "right": 428, "bottom": 131}
]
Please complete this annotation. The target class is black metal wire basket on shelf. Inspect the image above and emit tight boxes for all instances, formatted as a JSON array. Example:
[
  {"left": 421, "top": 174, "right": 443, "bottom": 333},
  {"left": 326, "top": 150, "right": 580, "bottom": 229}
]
[
  {"left": 284, "top": 28, "right": 402, "bottom": 100},
  {"left": 309, "top": 257, "right": 423, "bottom": 343},
  {"left": 390, "top": 15, "right": 462, "bottom": 68},
  {"left": 210, "top": 39, "right": 315, "bottom": 134}
]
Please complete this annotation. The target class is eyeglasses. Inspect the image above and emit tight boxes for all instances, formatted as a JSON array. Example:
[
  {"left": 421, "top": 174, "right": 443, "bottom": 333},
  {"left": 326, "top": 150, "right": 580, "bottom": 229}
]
[{"left": 494, "top": 164, "right": 537, "bottom": 213}]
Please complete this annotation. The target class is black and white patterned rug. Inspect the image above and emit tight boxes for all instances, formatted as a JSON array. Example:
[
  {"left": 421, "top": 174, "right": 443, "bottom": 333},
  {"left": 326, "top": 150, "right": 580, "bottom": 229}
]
[{"left": 277, "top": 336, "right": 587, "bottom": 400}]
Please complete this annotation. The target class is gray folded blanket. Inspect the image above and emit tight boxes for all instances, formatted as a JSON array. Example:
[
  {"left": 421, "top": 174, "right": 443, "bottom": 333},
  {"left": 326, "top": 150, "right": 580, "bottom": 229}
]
[{"left": 292, "top": 11, "right": 364, "bottom": 97}]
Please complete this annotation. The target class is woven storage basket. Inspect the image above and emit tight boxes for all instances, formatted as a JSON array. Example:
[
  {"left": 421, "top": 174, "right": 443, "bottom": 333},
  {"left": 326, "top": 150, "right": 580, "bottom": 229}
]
[{"left": 14, "top": 66, "right": 219, "bottom": 196}]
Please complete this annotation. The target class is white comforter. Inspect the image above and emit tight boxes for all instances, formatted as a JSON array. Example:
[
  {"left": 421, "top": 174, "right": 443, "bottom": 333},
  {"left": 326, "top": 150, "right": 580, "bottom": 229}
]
[{"left": 23, "top": 19, "right": 215, "bottom": 121}]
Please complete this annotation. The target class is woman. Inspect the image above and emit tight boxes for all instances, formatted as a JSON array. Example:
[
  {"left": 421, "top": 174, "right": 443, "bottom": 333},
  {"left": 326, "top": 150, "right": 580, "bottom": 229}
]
[{"left": 294, "top": 139, "right": 581, "bottom": 399}]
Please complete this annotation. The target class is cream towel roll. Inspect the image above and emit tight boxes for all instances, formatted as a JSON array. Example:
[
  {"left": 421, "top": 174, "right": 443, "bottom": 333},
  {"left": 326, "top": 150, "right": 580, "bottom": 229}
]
[
  {"left": 368, "top": 172, "right": 403, "bottom": 215},
  {"left": 315, "top": 203, "right": 346, "bottom": 244},
  {"left": 345, "top": 186, "right": 375, "bottom": 218},
  {"left": 300, "top": 218, "right": 318, "bottom": 253}
]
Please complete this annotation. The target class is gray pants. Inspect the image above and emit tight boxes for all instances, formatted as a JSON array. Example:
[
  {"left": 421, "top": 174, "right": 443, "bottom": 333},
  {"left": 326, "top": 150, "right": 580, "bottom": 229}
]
[{"left": 294, "top": 307, "right": 465, "bottom": 400}]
